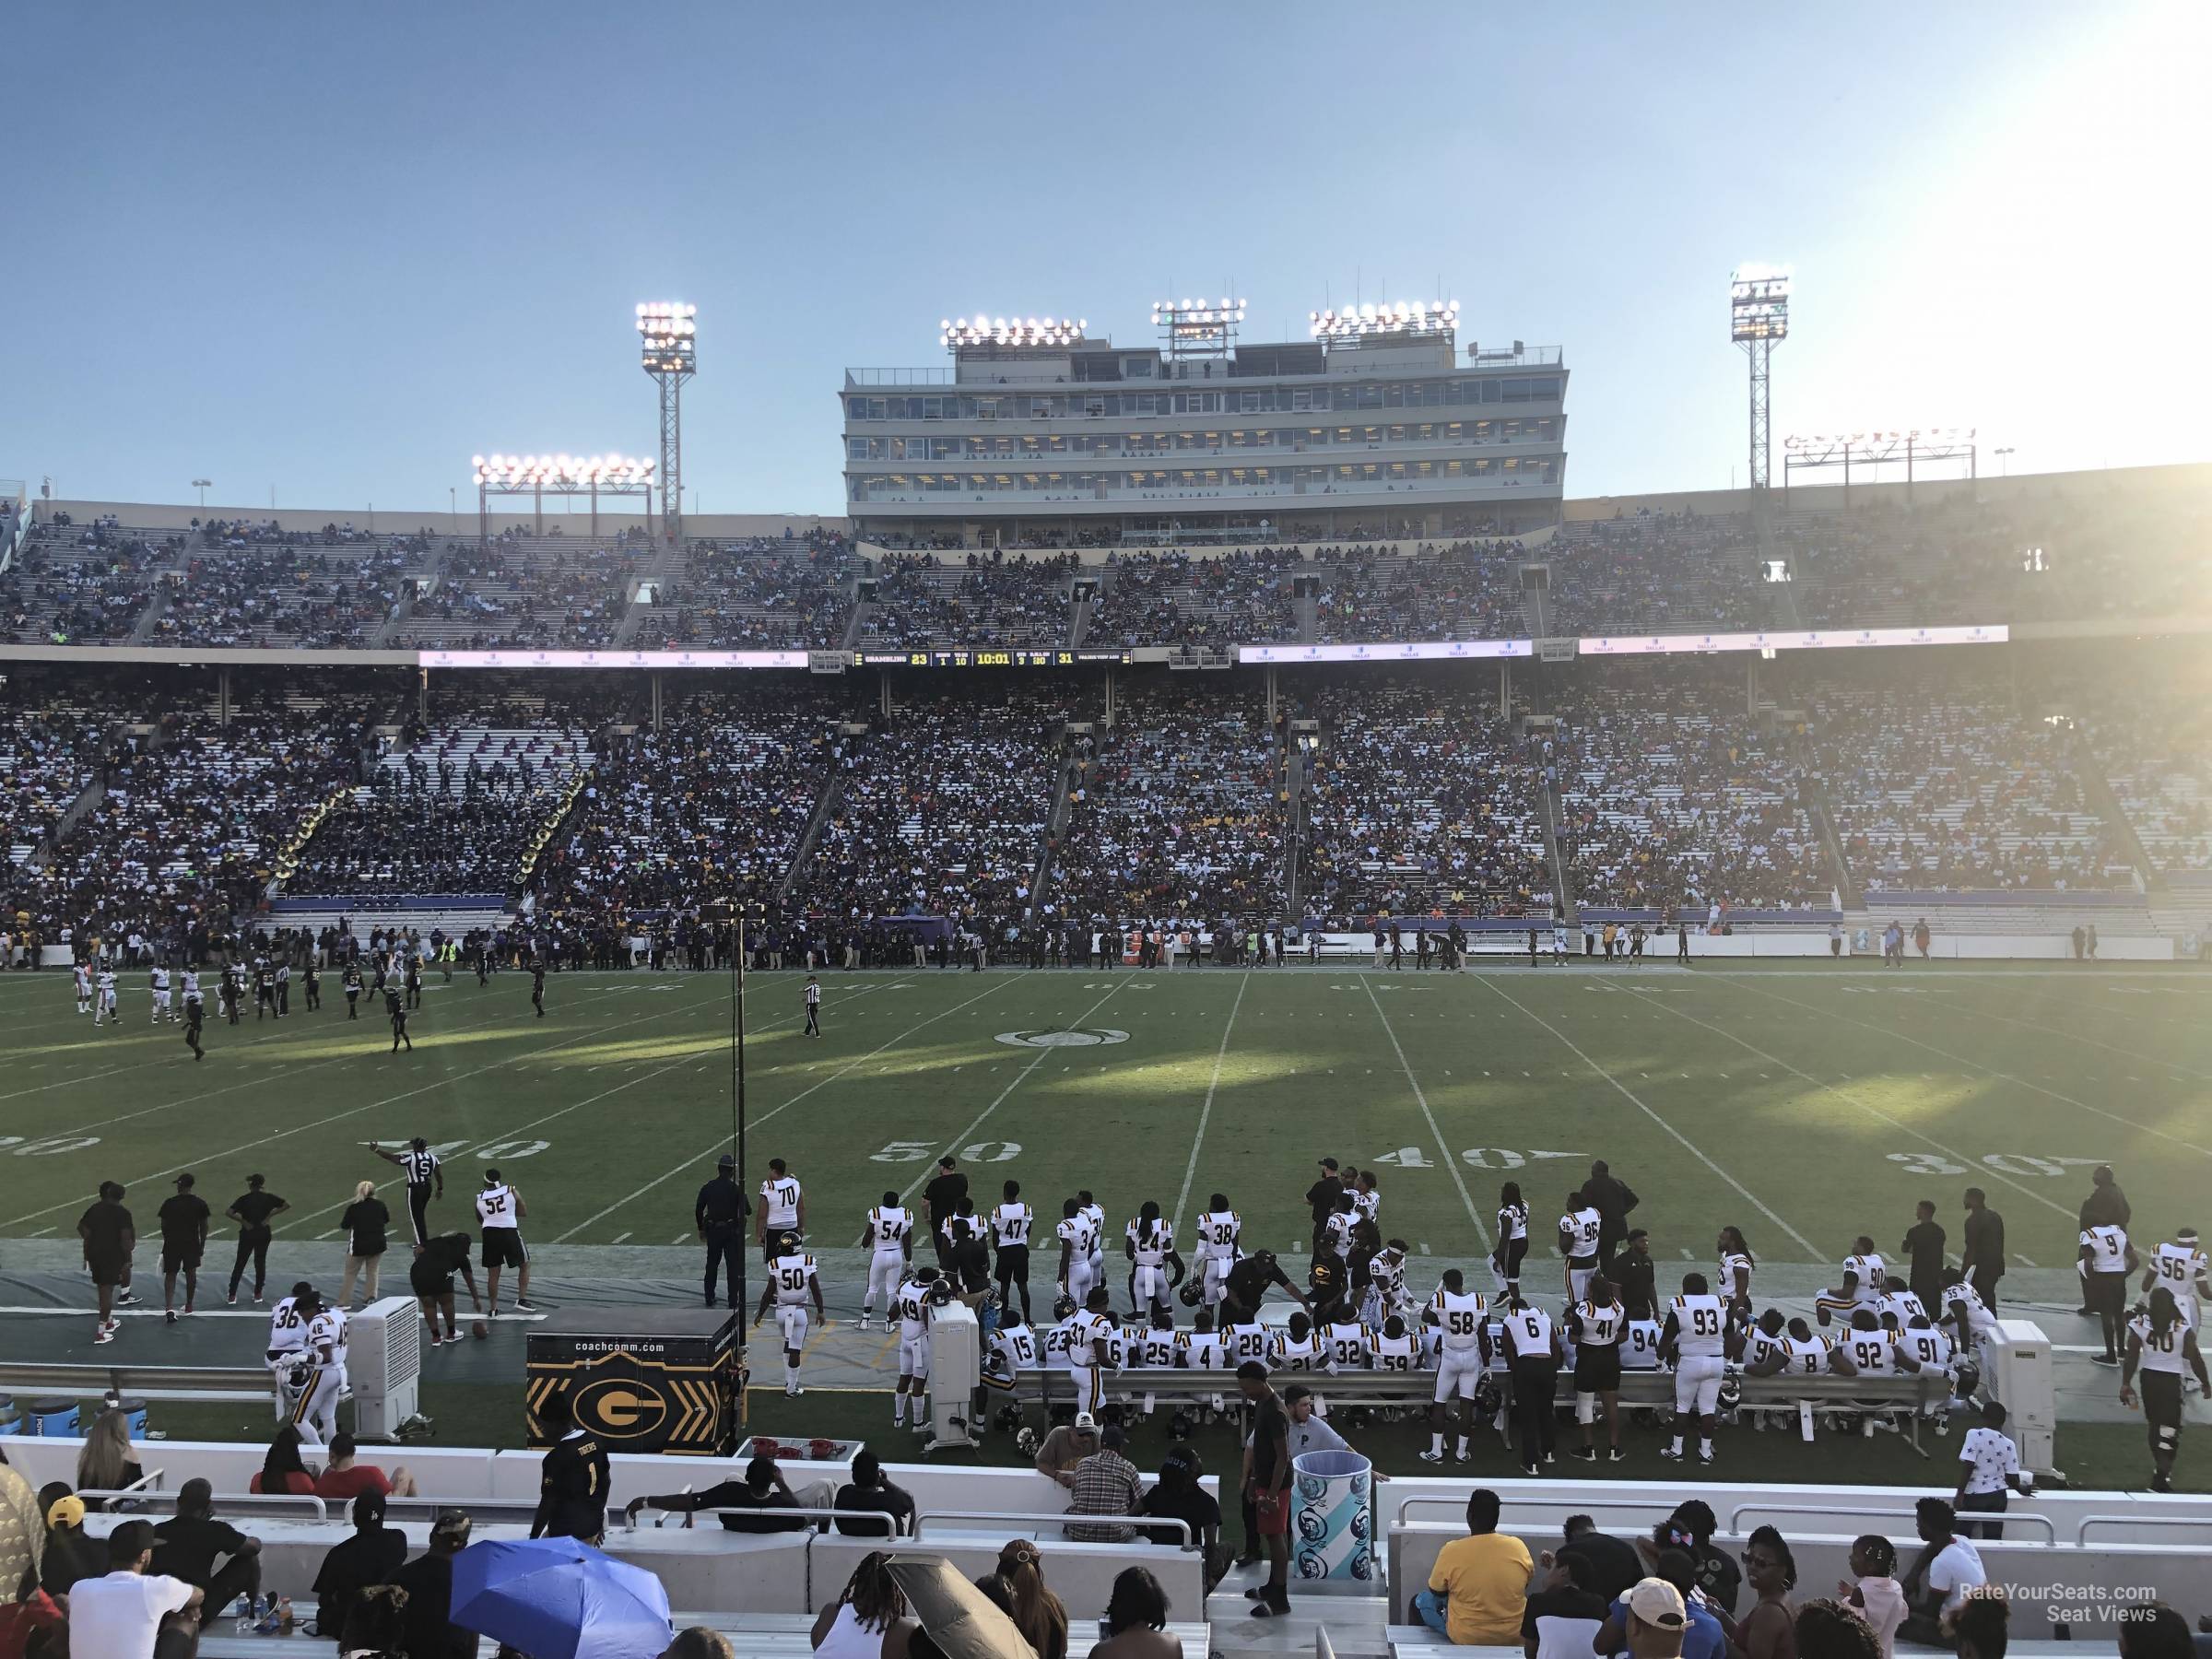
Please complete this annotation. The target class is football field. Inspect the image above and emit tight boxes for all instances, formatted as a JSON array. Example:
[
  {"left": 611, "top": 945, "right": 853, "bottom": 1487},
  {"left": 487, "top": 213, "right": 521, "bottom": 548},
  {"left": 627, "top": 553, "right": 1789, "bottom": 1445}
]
[{"left": 3, "top": 958, "right": 2207, "bottom": 1288}]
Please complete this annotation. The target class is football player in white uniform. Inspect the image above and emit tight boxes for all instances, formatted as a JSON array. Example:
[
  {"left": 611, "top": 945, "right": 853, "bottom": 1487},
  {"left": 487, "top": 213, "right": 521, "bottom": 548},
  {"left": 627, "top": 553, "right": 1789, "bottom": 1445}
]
[
  {"left": 1273, "top": 1312, "right": 1326, "bottom": 1374},
  {"left": 1371, "top": 1312, "right": 1418, "bottom": 1374},
  {"left": 1133, "top": 1311, "right": 1181, "bottom": 1371},
  {"left": 1056, "top": 1198, "right": 1099, "bottom": 1311},
  {"left": 1659, "top": 1272, "right": 1732, "bottom": 1465},
  {"left": 2144, "top": 1228, "right": 2210, "bottom": 1331},
  {"left": 1716, "top": 1228, "right": 1756, "bottom": 1319},
  {"left": 75, "top": 962, "right": 92, "bottom": 1015},
  {"left": 1490, "top": 1182, "right": 1529, "bottom": 1298},
  {"left": 857, "top": 1193, "right": 912, "bottom": 1331},
  {"left": 756, "top": 1159, "right": 805, "bottom": 1265},
  {"left": 1181, "top": 1310, "right": 1230, "bottom": 1376},
  {"left": 982, "top": 1307, "right": 1041, "bottom": 1400},
  {"left": 1224, "top": 1307, "right": 1271, "bottom": 1371},
  {"left": 1194, "top": 1195, "right": 1241, "bottom": 1310},
  {"left": 1065, "top": 1286, "right": 1118, "bottom": 1416},
  {"left": 265, "top": 1280, "right": 315, "bottom": 1418},
  {"left": 2079, "top": 1220, "right": 2138, "bottom": 1367},
  {"left": 1568, "top": 1275, "right": 1628, "bottom": 1463},
  {"left": 1076, "top": 1191, "right": 1108, "bottom": 1294},
  {"left": 1559, "top": 1191, "right": 1602, "bottom": 1301},
  {"left": 892, "top": 1266, "right": 941, "bottom": 1428},
  {"left": 1421, "top": 1269, "right": 1489, "bottom": 1464},
  {"left": 292, "top": 1293, "right": 347, "bottom": 1445},
  {"left": 991, "top": 1180, "right": 1036, "bottom": 1324},
  {"left": 93, "top": 967, "right": 119, "bottom": 1027},
  {"left": 2121, "top": 1287, "right": 2212, "bottom": 1491},
  {"left": 149, "top": 965, "right": 173, "bottom": 1024},
  {"left": 1124, "top": 1202, "right": 1183, "bottom": 1318},
  {"left": 1816, "top": 1238, "right": 1888, "bottom": 1325},
  {"left": 1941, "top": 1268, "right": 2004, "bottom": 1358},
  {"left": 754, "top": 1231, "right": 826, "bottom": 1395}
]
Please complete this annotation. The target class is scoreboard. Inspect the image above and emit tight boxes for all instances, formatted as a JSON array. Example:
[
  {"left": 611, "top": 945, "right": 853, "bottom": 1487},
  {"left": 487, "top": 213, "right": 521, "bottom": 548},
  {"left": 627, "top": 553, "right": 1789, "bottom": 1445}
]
[{"left": 851, "top": 647, "right": 1133, "bottom": 667}]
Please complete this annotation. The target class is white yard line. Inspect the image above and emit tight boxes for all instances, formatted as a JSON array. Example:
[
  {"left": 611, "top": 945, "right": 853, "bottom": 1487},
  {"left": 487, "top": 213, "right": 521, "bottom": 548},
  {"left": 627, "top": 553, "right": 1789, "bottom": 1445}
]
[
  {"left": 1363, "top": 980, "right": 1491, "bottom": 1251},
  {"left": 895, "top": 981, "right": 1135, "bottom": 1208},
  {"left": 551, "top": 974, "right": 1022, "bottom": 1242},
  {"left": 1723, "top": 978, "right": 2212, "bottom": 1159},
  {"left": 1171, "top": 972, "right": 1253, "bottom": 1237},
  {"left": 1473, "top": 973, "right": 1820, "bottom": 1255},
  {"left": 1618, "top": 984, "right": 2077, "bottom": 1222},
  {"left": 1, "top": 994, "right": 725, "bottom": 1229}
]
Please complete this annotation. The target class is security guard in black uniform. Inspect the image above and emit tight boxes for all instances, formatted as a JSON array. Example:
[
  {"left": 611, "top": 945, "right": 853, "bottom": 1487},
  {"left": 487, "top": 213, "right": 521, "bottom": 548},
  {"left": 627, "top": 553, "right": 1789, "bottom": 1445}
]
[
  {"left": 530, "top": 1387, "right": 610, "bottom": 1542},
  {"left": 695, "top": 1153, "right": 750, "bottom": 1310}
]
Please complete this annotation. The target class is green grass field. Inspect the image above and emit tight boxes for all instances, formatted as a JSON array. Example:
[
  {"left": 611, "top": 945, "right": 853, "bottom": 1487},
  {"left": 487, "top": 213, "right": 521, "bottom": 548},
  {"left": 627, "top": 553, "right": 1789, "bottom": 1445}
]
[{"left": 3, "top": 959, "right": 2206, "bottom": 1278}]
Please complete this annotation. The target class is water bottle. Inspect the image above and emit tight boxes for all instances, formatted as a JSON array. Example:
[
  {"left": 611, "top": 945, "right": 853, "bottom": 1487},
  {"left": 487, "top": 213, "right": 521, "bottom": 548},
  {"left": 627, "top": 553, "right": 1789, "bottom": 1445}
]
[{"left": 278, "top": 1595, "right": 296, "bottom": 1633}]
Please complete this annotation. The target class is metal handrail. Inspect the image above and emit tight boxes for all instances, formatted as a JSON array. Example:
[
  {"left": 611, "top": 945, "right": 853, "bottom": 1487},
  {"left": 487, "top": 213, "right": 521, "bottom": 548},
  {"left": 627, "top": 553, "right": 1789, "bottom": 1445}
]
[
  {"left": 2074, "top": 1514, "right": 2212, "bottom": 1546},
  {"left": 79, "top": 1488, "right": 329, "bottom": 1522},
  {"left": 914, "top": 1508, "right": 1192, "bottom": 1547},
  {"left": 1397, "top": 1495, "right": 1676, "bottom": 1527},
  {"left": 627, "top": 1502, "right": 902, "bottom": 1535},
  {"left": 1727, "top": 1502, "right": 2055, "bottom": 1545}
]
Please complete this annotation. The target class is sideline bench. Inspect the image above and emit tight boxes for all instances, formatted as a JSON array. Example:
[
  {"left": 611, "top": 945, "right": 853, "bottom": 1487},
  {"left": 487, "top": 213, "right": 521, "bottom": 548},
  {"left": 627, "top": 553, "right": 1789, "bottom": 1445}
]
[{"left": 0, "top": 1359, "right": 277, "bottom": 1406}]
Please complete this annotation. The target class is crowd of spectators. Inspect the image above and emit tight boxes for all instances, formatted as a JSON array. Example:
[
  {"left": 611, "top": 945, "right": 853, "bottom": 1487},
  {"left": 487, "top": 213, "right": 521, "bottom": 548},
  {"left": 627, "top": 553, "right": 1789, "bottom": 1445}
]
[
  {"left": 794, "top": 690, "right": 1065, "bottom": 927},
  {"left": 1299, "top": 680, "right": 1551, "bottom": 920},
  {"left": 1547, "top": 512, "right": 1769, "bottom": 635},
  {"left": 636, "top": 536, "right": 856, "bottom": 649},
  {"left": 1, "top": 711, "right": 106, "bottom": 865},
  {"left": 1053, "top": 683, "right": 1286, "bottom": 926},
  {"left": 1088, "top": 548, "right": 1303, "bottom": 647},
  {"left": 1313, "top": 539, "right": 1527, "bottom": 642},
  {"left": 1, "top": 521, "right": 169, "bottom": 643},
  {"left": 286, "top": 705, "right": 594, "bottom": 897},
  {"left": 1811, "top": 679, "right": 2126, "bottom": 892},
  {"left": 2074, "top": 680, "right": 2212, "bottom": 875},
  {"left": 403, "top": 535, "right": 641, "bottom": 649},
  {"left": 862, "top": 552, "right": 1076, "bottom": 648},
  {"left": 1549, "top": 671, "right": 1831, "bottom": 911},
  {"left": 529, "top": 688, "right": 857, "bottom": 924}
]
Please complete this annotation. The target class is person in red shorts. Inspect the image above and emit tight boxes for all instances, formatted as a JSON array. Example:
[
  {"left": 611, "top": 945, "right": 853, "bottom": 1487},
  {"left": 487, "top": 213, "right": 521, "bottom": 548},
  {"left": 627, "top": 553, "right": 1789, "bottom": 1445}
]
[{"left": 1238, "top": 1361, "right": 1292, "bottom": 1618}]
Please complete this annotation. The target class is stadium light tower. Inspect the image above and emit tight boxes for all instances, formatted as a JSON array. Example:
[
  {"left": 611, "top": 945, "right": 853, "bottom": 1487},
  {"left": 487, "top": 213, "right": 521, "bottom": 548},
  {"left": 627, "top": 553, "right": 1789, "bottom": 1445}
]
[
  {"left": 1730, "top": 268, "right": 1790, "bottom": 490},
  {"left": 637, "top": 302, "right": 697, "bottom": 543}
]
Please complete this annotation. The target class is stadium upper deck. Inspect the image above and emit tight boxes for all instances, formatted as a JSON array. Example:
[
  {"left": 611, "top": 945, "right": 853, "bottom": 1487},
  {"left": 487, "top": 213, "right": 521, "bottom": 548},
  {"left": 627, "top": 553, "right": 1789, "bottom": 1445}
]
[{"left": 5, "top": 464, "right": 2201, "bottom": 663}]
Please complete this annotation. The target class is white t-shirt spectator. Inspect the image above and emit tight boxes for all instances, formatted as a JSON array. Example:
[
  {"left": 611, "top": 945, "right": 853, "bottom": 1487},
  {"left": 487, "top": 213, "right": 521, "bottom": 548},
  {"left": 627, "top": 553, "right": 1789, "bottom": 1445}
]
[
  {"left": 66, "top": 1571, "right": 195, "bottom": 1656},
  {"left": 1958, "top": 1426, "right": 2019, "bottom": 1496},
  {"left": 1926, "top": 1537, "right": 1986, "bottom": 1616}
]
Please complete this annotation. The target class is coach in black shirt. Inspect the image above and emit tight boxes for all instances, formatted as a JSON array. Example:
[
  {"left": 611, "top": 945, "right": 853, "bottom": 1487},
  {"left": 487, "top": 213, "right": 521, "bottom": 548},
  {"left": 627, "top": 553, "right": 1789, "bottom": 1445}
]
[
  {"left": 1583, "top": 1160, "right": 1639, "bottom": 1275},
  {"left": 1962, "top": 1188, "right": 2006, "bottom": 1313},
  {"left": 1612, "top": 1230, "right": 1657, "bottom": 1322},
  {"left": 77, "top": 1182, "right": 135, "bottom": 1334},
  {"left": 1900, "top": 1200, "right": 1948, "bottom": 1312},
  {"left": 1304, "top": 1159, "right": 1344, "bottom": 1256},
  {"left": 1224, "top": 1250, "right": 1309, "bottom": 1321},
  {"left": 158, "top": 1173, "right": 211, "bottom": 1320},
  {"left": 922, "top": 1157, "right": 967, "bottom": 1267},
  {"left": 695, "top": 1153, "right": 749, "bottom": 1309},
  {"left": 530, "top": 1391, "right": 609, "bottom": 1542}
]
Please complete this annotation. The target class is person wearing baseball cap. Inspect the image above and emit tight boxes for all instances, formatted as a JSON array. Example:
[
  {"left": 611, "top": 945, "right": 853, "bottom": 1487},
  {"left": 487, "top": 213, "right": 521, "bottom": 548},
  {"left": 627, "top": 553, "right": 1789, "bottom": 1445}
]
[
  {"left": 65, "top": 1518, "right": 202, "bottom": 1657},
  {"left": 1416, "top": 1488, "right": 1533, "bottom": 1645},
  {"left": 39, "top": 1488, "right": 103, "bottom": 1598},
  {"left": 1623, "top": 1578, "right": 1688, "bottom": 1658},
  {"left": 695, "top": 1152, "right": 748, "bottom": 1310},
  {"left": 1032, "top": 1412, "right": 1100, "bottom": 1488},
  {"left": 1596, "top": 1551, "right": 1725, "bottom": 1659}
]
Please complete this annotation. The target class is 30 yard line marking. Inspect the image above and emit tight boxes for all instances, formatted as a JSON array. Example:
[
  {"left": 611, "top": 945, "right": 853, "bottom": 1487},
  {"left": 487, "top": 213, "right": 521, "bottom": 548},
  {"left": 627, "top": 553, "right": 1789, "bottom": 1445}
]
[
  {"left": 1171, "top": 972, "right": 1252, "bottom": 1236},
  {"left": 1364, "top": 980, "right": 1491, "bottom": 1250},
  {"left": 1, "top": 990, "right": 726, "bottom": 1230},
  {"left": 550, "top": 973, "right": 1022, "bottom": 1241},
  {"left": 1618, "top": 982, "right": 2079, "bottom": 1221},
  {"left": 1473, "top": 974, "right": 1818, "bottom": 1255},
  {"left": 1724, "top": 977, "right": 2212, "bottom": 1159}
]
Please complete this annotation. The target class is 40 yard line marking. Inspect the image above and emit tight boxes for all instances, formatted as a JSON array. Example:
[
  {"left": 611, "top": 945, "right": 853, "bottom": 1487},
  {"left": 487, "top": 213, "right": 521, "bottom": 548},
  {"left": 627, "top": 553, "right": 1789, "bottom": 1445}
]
[
  {"left": 1472, "top": 973, "right": 1818, "bottom": 1256},
  {"left": 1171, "top": 972, "right": 1252, "bottom": 1236},
  {"left": 1364, "top": 979, "right": 1491, "bottom": 1250}
]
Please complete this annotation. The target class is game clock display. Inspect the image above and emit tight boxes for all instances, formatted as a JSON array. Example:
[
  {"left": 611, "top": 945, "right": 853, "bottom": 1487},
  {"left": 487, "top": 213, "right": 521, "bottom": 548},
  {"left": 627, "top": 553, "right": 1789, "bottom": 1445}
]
[{"left": 850, "top": 647, "right": 1132, "bottom": 667}]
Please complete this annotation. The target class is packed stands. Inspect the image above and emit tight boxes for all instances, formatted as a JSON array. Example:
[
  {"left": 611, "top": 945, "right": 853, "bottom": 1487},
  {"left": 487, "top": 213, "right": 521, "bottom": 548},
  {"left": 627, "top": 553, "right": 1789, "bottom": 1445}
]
[
  {"left": 1087, "top": 547, "right": 1302, "bottom": 647},
  {"left": 635, "top": 535, "right": 857, "bottom": 649},
  {"left": 1551, "top": 667, "right": 1831, "bottom": 911},
  {"left": 861, "top": 552, "right": 1075, "bottom": 649},
  {"left": 1547, "top": 511, "right": 1767, "bottom": 634},
  {"left": 1314, "top": 539, "right": 1527, "bottom": 641},
  {"left": 284, "top": 693, "right": 602, "bottom": 898},
  {"left": 2079, "top": 687, "right": 2212, "bottom": 875},
  {"left": 1810, "top": 677, "right": 2126, "bottom": 893},
  {"left": 530, "top": 686, "right": 858, "bottom": 921},
  {"left": 1, "top": 517, "right": 168, "bottom": 642},
  {"left": 1053, "top": 681, "right": 1286, "bottom": 924},
  {"left": 0, "top": 708, "right": 104, "bottom": 870},
  {"left": 1299, "top": 679, "right": 1550, "bottom": 921},
  {"left": 400, "top": 535, "right": 642, "bottom": 649},
  {"left": 794, "top": 689, "right": 1065, "bottom": 925}
]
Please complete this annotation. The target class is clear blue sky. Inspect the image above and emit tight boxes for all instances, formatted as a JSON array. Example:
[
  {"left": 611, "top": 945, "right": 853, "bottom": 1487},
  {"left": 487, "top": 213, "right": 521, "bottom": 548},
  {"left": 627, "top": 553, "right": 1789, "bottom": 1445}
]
[{"left": 6, "top": 1, "right": 2204, "bottom": 518}]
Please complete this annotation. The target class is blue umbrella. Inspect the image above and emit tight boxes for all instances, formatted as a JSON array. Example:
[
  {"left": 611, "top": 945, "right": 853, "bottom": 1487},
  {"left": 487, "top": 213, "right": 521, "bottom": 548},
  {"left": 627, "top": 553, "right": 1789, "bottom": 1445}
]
[{"left": 450, "top": 1536, "right": 674, "bottom": 1659}]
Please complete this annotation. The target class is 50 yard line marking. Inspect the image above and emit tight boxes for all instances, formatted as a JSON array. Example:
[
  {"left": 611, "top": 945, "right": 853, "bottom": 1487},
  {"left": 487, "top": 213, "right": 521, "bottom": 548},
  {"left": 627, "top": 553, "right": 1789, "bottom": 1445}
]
[
  {"left": 551, "top": 972, "right": 1024, "bottom": 1241},
  {"left": 1473, "top": 973, "right": 1819, "bottom": 1256},
  {"left": 1364, "top": 979, "right": 1490, "bottom": 1250},
  {"left": 1171, "top": 972, "right": 1251, "bottom": 1236}
]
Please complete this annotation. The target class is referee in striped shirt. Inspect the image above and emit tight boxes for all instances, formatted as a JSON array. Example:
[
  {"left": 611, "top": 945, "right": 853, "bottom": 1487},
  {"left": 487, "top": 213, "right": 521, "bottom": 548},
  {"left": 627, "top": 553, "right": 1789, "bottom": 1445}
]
[{"left": 370, "top": 1138, "right": 442, "bottom": 1247}]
